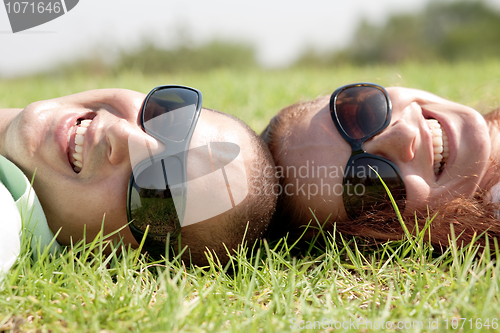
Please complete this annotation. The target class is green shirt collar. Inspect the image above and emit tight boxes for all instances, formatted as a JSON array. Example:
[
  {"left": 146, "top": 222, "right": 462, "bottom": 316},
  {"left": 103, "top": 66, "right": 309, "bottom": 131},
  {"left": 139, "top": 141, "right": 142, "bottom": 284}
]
[{"left": 0, "top": 155, "right": 60, "bottom": 256}]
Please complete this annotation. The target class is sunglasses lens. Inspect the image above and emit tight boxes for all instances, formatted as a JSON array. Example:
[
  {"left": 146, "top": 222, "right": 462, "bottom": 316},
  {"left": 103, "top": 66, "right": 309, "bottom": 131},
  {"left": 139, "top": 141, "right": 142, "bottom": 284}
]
[
  {"left": 335, "top": 86, "right": 389, "bottom": 140},
  {"left": 143, "top": 87, "right": 200, "bottom": 142},
  {"left": 343, "top": 156, "right": 406, "bottom": 219},
  {"left": 128, "top": 86, "right": 202, "bottom": 255},
  {"left": 128, "top": 155, "right": 184, "bottom": 237}
]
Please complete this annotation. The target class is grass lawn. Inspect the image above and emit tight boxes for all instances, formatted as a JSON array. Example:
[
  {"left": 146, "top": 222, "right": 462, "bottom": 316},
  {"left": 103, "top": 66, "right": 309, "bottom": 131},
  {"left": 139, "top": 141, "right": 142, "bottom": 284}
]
[{"left": 1, "top": 61, "right": 500, "bottom": 332}]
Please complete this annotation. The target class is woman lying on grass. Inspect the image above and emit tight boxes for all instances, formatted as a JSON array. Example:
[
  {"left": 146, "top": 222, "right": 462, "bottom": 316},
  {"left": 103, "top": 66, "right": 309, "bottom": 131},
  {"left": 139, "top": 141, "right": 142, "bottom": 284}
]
[
  {"left": 0, "top": 85, "right": 278, "bottom": 275},
  {"left": 261, "top": 82, "right": 499, "bottom": 248}
]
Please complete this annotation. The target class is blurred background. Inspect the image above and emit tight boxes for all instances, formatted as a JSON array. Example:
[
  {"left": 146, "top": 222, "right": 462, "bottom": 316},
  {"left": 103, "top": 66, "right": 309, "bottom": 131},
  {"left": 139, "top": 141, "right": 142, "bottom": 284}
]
[
  {"left": 2, "top": 0, "right": 500, "bottom": 131},
  {"left": 2, "top": 0, "right": 500, "bottom": 77}
]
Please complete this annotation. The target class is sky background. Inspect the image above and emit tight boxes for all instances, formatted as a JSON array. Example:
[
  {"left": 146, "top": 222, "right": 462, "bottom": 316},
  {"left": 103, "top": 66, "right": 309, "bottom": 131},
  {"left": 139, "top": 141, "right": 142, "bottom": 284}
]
[{"left": 2, "top": 0, "right": 500, "bottom": 77}]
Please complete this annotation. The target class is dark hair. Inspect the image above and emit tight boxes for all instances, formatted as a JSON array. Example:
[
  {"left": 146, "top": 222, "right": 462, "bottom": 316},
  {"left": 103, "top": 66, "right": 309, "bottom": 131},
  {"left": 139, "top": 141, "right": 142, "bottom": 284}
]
[{"left": 261, "top": 98, "right": 500, "bottom": 250}]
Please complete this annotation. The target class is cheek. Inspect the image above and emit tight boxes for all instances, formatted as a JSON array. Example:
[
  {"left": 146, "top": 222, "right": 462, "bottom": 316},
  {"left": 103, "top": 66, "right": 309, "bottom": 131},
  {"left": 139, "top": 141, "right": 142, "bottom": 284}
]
[
  {"left": 293, "top": 170, "right": 347, "bottom": 222},
  {"left": 7, "top": 121, "right": 38, "bottom": 172},
  {"left": 402, "top": 175, "right": 432, "bottom": 214},
  {"left": 35, "top": 175, "right": 129, "bottom": 244},
  {"left": 402, "top": 174, "right": 467, "bottom": 215}
]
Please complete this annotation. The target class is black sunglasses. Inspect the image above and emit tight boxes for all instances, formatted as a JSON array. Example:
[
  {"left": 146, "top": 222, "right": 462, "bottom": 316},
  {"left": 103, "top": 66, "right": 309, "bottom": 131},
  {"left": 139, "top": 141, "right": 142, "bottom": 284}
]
[
  {"left": 329, "top": 83, "right": 406, "bottom": 220},
  {"left": 127, "top": 85, "right": 202, "bottom": 257}
]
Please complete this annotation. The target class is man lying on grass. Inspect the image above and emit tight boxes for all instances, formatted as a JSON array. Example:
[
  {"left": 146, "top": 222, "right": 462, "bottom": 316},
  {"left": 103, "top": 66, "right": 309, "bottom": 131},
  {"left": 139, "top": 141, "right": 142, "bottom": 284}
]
[
  {"left": 262, "top": 82, "right": 499, "bottom": 248},
  {"left": 0, "top": 85, "right": 277, "bottom": 274}
]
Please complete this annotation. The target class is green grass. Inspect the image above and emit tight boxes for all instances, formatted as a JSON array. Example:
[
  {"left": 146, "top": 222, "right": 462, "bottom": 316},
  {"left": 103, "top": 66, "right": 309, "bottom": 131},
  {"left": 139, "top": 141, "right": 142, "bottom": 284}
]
[{"left": 2, "top": 61, "right": 500, "bottom": 332}]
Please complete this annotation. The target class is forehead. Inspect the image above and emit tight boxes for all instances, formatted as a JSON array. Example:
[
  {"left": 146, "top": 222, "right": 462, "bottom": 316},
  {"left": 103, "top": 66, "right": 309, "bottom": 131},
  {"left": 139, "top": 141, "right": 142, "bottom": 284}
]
[
  {"left": 190, "top": 109, "right": 247, "bottom": 146},
  {"left": 182, "top": 109, "right": 251, "bottom": 226},
  {"left": 282, "top": 98, "right": 351, "bottom": 165},
  {"left": 276, "top": 97, "right": 352, "bottom": 221}
]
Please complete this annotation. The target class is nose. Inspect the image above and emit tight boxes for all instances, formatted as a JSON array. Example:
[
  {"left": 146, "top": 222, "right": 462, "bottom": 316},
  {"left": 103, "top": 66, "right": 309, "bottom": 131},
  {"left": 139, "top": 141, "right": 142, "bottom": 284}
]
[
  {"left": 106, "top": 119, "right": 163, "bottom": 166},
  {"left": 362, "top": 118, "right": 417, "bottom": 164},
  {"left": 106, "top": 119, "right": 134, "bottom": 165}
]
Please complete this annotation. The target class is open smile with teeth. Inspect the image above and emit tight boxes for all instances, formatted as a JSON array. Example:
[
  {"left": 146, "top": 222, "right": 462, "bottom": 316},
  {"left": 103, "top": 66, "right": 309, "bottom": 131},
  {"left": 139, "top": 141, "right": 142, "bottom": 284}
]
[
  {"left": 67, "top": 119, "right": 92, "bottom": 173},
  {"left": 425, "top": 118, "right": 449, "bottom": 176}
]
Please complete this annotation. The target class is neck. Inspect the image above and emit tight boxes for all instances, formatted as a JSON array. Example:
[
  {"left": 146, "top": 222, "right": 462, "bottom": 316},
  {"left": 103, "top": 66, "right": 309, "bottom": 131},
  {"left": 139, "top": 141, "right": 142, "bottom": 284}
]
[{"left": 0, "top": 108, "right": 23, "bottom": 157}]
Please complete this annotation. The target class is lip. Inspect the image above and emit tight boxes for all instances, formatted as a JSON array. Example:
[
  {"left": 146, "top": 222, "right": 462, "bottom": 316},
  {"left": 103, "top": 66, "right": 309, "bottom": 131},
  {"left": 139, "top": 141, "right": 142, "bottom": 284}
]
[{"left": 422, "top": 109, "right": 456, "bottom": 182}]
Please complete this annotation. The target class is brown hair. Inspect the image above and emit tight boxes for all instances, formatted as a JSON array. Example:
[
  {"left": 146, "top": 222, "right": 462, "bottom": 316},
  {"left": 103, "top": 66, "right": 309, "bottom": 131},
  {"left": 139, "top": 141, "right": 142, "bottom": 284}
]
[
  {"left": 260, "top": 100, "right": 318, "bottom": 241},
  {"left": 261, "top": 98, "right": 500, "bottom": 250}
]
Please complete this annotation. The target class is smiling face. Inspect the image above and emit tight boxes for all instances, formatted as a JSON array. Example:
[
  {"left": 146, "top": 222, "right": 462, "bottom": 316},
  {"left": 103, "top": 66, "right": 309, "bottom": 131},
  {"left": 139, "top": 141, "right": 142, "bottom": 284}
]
[
  {"left": 263, "top": 87, "right": 491, "bottom": 228},
  {"left": 1, "top": 89, "right": 270, "bottom": 251}
]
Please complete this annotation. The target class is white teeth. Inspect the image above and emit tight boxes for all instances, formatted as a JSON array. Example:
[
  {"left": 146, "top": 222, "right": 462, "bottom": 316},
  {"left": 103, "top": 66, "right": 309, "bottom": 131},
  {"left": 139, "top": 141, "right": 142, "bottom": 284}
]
[
  {"left": 76, "top": 126, "right": 87, "bottom": 135},
  {"left": 73, "top": 153, "right": 83, "bottom": 161},
  {"left": 432, "top": 135, "right": 443, "bottom": 147},
  {"left": 68, "top": 118, "right": 93, "bottom": 173},
  {"left": 75, "top": 134, "right": 84, "bottom": 145},
  {"left": 426, "top": 118, "right": 449, "bottom": 176},
  {"left": 431, "top": 127, "right": 442, "bottom": 137}
]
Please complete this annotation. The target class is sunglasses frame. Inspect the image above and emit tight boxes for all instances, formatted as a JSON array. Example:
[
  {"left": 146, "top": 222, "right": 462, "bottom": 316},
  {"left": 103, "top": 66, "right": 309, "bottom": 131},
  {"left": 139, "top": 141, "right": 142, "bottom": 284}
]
[
  {"left": 329, "top": 83, "right": 406, "bottom": 219},
  {"left": 127, "top": 85, "right": 203, "bottom": 256}
]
